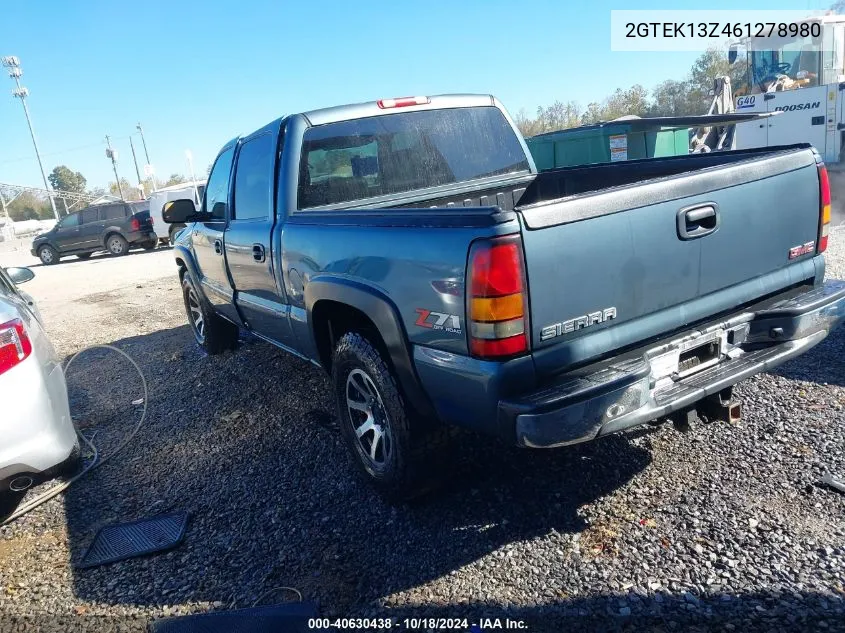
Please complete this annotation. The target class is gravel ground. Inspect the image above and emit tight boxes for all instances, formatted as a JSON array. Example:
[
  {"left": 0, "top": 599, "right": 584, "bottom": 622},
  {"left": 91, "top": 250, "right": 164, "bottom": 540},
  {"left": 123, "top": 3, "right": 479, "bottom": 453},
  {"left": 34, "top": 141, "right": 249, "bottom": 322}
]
[{"left": 1, "top": 232, "right": 845, "bottom": 633}]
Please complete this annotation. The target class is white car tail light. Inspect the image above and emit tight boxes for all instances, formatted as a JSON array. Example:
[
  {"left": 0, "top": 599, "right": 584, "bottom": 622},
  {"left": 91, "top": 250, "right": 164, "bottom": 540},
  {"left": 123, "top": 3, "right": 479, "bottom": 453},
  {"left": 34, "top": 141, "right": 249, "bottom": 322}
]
[{"left": 0, "top": 318, "right": 32, "bottom": 376}]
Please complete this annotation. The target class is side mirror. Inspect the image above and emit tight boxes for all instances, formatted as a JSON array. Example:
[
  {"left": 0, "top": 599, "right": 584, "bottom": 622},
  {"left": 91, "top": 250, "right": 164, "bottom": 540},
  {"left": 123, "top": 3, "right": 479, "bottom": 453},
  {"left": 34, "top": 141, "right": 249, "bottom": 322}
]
[
  {"left": 162, "top": 198, "right": 200, "bottom": 223},
  {"left": 7, "top": 267, "right": 35, "bottom": 285}
]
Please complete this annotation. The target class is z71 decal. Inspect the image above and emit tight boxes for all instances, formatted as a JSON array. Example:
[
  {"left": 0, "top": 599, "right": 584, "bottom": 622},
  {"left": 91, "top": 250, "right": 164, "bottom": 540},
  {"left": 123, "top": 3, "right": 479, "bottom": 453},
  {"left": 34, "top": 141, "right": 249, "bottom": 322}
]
[{"left": 415, "top": 309, "right": 462, "bottom": 334}]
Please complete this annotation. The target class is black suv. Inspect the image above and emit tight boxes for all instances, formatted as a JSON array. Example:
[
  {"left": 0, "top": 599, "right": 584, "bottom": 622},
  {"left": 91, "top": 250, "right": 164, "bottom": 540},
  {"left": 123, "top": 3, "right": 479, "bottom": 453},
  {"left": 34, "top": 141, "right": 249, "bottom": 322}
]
[{"left": 31, "top": 202, "right": 157, "bottom": 265}]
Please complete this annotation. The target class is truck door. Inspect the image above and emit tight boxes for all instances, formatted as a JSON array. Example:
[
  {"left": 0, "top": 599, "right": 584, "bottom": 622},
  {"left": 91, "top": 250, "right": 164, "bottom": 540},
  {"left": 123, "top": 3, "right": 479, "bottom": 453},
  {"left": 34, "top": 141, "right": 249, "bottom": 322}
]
[
  {"left": 52, "top": 212, "right": 82, "bottom": 251},
  {"left": 192, "top": 144, "right": 238, "bottom": 320},
  {"left": 78, "top": 206, "right": 106, "bottom": 249},
  {"left": 225, "top": 128, "right": 293, "bottom": 346}
]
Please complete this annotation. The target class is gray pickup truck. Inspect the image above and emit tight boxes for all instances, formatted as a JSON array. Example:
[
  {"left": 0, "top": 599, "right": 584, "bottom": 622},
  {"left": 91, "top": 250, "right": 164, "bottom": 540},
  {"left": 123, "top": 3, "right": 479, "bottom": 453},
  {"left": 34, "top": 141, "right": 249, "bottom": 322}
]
[{"left": 163, "top": 94, "right": 845, "bottom": 499}]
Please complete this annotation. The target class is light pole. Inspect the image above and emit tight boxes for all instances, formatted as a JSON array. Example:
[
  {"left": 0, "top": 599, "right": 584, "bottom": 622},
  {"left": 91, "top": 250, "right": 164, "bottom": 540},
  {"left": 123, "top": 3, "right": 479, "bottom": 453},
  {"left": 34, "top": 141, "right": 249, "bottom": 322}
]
[
  {"left": 136, "top": 123, "right": 157, "bottom": 191},
  {"left": 105, "top": 135, "right": 124, "bottom": 200},
  {"left": 129, "top": 137, "right": 144, "bottom": 197},
  {"left": 2, "top": 56, "right": 58, "bottom": 219}
]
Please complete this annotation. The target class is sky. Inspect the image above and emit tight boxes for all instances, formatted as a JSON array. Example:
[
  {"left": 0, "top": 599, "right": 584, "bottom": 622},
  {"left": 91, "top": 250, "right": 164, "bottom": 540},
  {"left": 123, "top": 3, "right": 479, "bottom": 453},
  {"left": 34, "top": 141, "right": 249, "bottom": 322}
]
[{"left": 0, "top": 0, "right": 831, "bottom": 191}]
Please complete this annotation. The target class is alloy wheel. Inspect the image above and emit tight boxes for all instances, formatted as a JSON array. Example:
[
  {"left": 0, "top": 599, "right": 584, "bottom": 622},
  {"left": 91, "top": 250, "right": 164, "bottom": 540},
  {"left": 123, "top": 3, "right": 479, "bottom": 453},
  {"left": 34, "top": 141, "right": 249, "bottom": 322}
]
[
  {"left": 186, "top": 287, "right": 205, "bottom": 340},
  {"left": 345, "top": 368, "right": 393, "bottom": 470}
]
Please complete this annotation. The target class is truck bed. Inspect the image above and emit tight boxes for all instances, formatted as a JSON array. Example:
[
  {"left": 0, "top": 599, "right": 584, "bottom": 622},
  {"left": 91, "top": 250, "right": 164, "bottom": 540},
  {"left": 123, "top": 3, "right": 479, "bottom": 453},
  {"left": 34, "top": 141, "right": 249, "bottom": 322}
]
[
  {"left": 518, "top": 144, "right": 813, "bottom": 207},
  {"left": 513, "top": 143, "right": 824, "bottom": 378},
  {"left": 329, "top": 144, "right": 814, "bottom": 223}
]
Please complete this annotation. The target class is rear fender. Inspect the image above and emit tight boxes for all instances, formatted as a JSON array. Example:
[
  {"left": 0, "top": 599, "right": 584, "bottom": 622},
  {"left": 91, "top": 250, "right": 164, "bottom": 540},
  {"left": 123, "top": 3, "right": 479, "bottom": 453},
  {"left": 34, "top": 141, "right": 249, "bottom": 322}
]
[
  {"left": 305, "top": 277, "right": 435, "bottom": 420},
  {"left": 101, "top": 226, "right": 125, "bottom": 247}
]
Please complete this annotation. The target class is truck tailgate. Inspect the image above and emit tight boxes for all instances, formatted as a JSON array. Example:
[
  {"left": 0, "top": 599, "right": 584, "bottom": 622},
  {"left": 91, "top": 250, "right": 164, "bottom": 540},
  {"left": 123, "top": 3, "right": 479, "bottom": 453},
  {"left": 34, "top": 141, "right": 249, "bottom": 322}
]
[{"left": 517, "top": 148, "right": 822, "bottom": 376}]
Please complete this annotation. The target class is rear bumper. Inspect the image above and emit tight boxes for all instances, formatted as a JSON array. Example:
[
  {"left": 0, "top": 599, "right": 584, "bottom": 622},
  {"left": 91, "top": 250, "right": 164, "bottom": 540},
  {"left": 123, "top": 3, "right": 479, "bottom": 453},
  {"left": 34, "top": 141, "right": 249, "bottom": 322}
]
[
  {"left": 505, "top": 280, "right": 845, "bottom": 448},
  {"left": 0, "top": 356, "right": 78, "bottom": 492},
  {"left": 126, "top": 229, "right": 156, "bottom": 244},
  {"left": 414, "top": 280, "right": 845, "bottom": 447}
]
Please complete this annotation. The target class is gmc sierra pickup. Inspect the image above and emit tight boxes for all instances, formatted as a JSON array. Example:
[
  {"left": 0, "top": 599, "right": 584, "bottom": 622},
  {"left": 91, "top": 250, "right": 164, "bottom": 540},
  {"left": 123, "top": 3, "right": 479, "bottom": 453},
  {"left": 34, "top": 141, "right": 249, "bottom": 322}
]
[{"left": 163, "top": 94, "right": 845, "bottom": 499}]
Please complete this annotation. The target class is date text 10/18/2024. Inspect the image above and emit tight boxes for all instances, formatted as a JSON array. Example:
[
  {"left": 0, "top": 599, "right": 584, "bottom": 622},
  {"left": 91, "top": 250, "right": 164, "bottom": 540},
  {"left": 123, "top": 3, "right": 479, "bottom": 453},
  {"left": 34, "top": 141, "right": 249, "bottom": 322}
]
[{"left": 308, "top": 617, "right": 529, "bottom": 631}]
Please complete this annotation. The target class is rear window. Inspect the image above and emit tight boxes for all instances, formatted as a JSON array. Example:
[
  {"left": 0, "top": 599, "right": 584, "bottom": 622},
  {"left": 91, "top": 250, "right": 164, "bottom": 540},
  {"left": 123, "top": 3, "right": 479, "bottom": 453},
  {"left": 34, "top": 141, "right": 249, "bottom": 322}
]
[{"left": 297, "top": 106, "right": 529, "bottom": 209}]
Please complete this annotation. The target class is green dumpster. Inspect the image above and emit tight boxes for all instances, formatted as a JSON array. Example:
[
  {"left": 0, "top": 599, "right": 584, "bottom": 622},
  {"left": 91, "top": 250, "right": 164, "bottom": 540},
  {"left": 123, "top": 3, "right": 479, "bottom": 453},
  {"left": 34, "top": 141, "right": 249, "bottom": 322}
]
[{"left": 525, "top": 121, "right": 690, "bottom": 170}]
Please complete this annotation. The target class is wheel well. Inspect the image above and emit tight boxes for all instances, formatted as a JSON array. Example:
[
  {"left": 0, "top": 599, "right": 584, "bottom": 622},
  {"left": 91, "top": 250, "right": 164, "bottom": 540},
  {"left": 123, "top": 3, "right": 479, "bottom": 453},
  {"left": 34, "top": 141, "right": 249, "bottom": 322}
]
[
  {"left": 312, "top": 300, "right": 391, "bottom": 371},
  {"left": 103, "top": 231, "right": 123, "bottom": 244}
]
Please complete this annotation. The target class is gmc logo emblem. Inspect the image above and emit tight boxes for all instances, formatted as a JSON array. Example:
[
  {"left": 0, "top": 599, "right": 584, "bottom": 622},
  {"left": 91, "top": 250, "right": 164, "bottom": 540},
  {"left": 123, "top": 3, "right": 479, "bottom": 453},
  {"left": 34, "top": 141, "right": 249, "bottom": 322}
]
[{"left": 788, "top": 241, "right": 815, "bottom": 259}]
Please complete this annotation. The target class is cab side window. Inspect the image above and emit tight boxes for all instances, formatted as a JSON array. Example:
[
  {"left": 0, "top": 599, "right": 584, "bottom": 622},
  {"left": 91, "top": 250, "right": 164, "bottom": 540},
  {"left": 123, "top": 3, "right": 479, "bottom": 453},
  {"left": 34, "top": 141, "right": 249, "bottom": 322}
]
[
  {"left": 232, "top": 134, "right": 274, "bottom": 221},
  {"left": 57, "top": 213, "right": 80, "bottom": 229},
  {"left": 205, "top": 147, "right": 236, "bottom": 221},
  {"left": 81, "top": 208, "right": 99, "bottom": 224}
]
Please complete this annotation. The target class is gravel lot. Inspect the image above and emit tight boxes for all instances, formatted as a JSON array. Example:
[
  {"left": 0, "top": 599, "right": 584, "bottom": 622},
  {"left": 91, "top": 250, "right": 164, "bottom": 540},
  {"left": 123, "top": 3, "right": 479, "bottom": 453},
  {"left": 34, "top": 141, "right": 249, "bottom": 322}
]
[{"left": 1, "top": 231, "right": 844, "bottom": 633}]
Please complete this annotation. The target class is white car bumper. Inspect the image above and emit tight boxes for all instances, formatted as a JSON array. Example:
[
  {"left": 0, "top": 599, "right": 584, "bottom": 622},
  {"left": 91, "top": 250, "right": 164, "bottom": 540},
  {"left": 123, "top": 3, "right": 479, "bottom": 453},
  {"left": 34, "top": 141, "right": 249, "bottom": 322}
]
[{"left": 0, "top": 352, "right": 77, "bottom": 489}]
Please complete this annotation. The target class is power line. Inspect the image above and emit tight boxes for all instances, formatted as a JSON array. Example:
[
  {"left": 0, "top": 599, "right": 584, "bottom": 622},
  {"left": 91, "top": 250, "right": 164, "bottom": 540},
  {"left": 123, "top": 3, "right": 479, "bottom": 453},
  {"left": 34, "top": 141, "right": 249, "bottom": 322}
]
[{"left": 0, "top": 141, "right": 108, "bottom": 165}]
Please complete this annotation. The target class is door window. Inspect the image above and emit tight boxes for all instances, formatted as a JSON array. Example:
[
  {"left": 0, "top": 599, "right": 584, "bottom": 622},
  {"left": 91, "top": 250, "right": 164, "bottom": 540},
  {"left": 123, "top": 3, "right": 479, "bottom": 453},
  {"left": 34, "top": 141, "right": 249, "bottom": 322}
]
[
  {"left": 233, "top": 134, "right": 274, "bottom": 220},
  {"left": 81, "top": 208, "right": 100, "bottom": 224},
  {"left": 57, "top": 213, "right": 80, "bottom": 229},
  {"left": 204, "top": 147, "right": 236, "bottom": 220}
]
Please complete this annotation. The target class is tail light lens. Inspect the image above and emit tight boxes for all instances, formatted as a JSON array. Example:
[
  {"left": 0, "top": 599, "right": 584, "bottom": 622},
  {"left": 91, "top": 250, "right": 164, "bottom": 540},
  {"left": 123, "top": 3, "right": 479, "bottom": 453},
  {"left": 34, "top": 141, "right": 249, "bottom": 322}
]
[
  {"left": 130, "top": 217, "right": 140, "bottom": 231},
  {"left": 818, "top": 163, "right": 831, "bottom": 254},
  {"left": 0, "top": 319, "right": 32, "bottom": 376},
  {"left": 467, "top": 235, "right": 529, "bottom": 359}
]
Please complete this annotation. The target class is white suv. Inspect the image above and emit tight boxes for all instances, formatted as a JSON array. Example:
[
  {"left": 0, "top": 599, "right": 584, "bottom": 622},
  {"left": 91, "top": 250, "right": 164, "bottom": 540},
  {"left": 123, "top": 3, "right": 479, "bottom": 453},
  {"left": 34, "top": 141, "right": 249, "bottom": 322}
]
[{"left": 0, "top": 266, "right": 78, "bottom": 519}]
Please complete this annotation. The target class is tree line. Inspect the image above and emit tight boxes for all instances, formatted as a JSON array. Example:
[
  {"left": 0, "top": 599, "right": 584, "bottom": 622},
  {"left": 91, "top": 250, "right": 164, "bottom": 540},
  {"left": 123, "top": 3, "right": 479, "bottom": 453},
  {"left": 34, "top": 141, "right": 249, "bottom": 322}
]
[
  {"left": 514, "top": 49, "right": 747, "bottom": 137},
  {"left": 3, "top": 166, "right": 192, "bottom": 222},
  {"left": 6, "top": 49, "right": 746, "bottom": 221}
]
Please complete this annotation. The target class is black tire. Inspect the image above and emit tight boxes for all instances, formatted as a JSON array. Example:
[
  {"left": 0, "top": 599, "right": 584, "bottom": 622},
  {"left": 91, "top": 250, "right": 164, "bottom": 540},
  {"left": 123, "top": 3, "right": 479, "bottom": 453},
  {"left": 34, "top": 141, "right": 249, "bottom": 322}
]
[
  {"left": 106, "top": 234, "right": 129, "bottom": 256},
  {"left": 38, "top": 245, "right": 59, "bottom": 266},
  {"left": 181, "top": 272, "right": 238, "bottom": 354},
  {"left": 76, "top": 253, "right": 92, "bottom": 260},
  {"left": 332, "top": 332, "right": 452, "bottom": 501},
  {"left": 141, "top": 240, "right": 157, "bottom": 251}
]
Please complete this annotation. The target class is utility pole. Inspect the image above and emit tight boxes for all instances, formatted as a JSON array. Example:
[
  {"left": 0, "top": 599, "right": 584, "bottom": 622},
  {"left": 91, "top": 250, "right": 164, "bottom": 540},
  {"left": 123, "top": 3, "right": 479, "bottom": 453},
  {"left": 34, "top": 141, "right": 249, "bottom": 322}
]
[
  {"left": 1, "top": 56, "right": 58, "bottom": 219},
  {"left": 136, "top": 123, "right": 157, "bottom": 191},
  {"left": 129, "top": 137, "right": 144, "bottom": 196},
  {"left": 105, "top": 135, "right": 124, "bottom": 200}
]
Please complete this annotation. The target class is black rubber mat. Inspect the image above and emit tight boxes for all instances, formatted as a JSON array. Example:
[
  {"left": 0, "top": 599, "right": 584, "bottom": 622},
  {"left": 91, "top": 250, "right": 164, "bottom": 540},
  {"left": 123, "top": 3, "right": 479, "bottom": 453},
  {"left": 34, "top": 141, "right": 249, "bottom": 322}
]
[
  {"left": 78, "top": 511, "right": 189, "bottom": 569},
  {"left": 147, "top": 602, "right": 320, "bottom": 633}
]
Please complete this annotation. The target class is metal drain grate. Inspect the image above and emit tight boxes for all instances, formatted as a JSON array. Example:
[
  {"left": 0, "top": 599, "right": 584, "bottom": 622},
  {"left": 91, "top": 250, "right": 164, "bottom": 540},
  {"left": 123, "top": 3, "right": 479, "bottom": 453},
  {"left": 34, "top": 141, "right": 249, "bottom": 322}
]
[{"left": 77, "top": 511, "right": 189, "bottom": 568}]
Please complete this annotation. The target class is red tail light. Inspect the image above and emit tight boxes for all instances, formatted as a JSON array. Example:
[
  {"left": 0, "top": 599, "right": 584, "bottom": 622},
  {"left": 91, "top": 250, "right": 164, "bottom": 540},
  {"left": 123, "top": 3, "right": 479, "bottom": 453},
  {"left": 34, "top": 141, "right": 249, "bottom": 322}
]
[
  {"left": 0, "top": 319, "right": 32, "bottom": 376},
  {"left": 377, "top": 96, "right": 430, "bottom": 109},
  {"left": 819, "top": 164, "right": 831, "bottom": 254},
  {"left": 130, "top": 217, "right": 140, "bottom": 231},
  {"left": 467, "top": 235, "right": 529, "bottom": 359}
]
